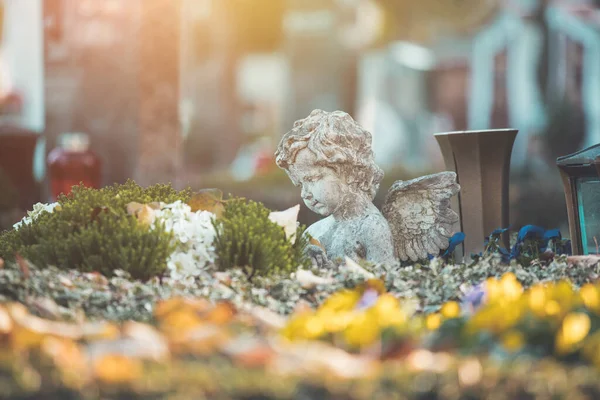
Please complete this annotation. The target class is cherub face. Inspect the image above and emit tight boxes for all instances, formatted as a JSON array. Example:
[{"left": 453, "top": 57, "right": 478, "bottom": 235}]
[{"left": 287, "top": 148, "right": 347, "bottom": 216}]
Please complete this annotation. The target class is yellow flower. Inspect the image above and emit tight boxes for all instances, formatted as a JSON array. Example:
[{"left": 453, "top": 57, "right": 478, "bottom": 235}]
[
  {"left": 426, "top": 313, "right": 442, "bottom": 330},
  {"left": 320, "top": 290, "right": 362, "bottom": 313},
  {"left": 500, "top": 273, "right": 523, "bottom": 300},
  {"left": 322, "top": 310, "right": 354, "bottom": 333},
  {"left": 497, "top": 303, "right": 525, "bottom": 331},
  {"left": 93, "top": 354, "right": 143, "bottom": 385},
  {"left": 369, "top": 294, "right": 406, "bottom": 327},
  {"left": 343, "top": 312, "right": 380, "bottom": 348},
  {"left": 281, "top": 313, "right": 317, "bottom": 341},
  {"left": 580, "top": 284, "right": 600, "bottom": 313},
  {"left": 485, "top": 278, "right": 502, "bottom": 303},
  {"left": 548, "top": 281, "right": 578, "bottom": 310},
  {"left": 555, "top": 312, "right": 591, "bottom": 354},
  {"left": 440, "top": 301, "right": 461, "bottom": 319},
  {"left": 544, "top": 300, "right": 561, "bottom": 317},
  {"left": 303, "top": 316, "right": 325, "bottom": 339},
  {"left": 501, "top": 331, "right": 525, "bottom": 352},
  {"left": 501, "top": 272, "right": 517, "bottom": 282},
  {"left": 527, "top": 284, "right": 546, "bottom": 314}
]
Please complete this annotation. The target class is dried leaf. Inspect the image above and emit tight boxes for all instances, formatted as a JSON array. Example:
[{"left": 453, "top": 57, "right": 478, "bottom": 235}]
[
  {"left": 136, "top": 205, "right": 156, "bottom": 226},
  {"left": 268, "top": 204, "right": 300, "bottom": 244},
  {"left": 40, "top": 337, "right": 88, "bottom": 377},
  {"left": 343, "top": 257, "right": 375, "bottom": 279},
  {"left": 159, "top": 309, "right": 204, "bottom": 338},
  {"left": 28, "top": 297, "right": 61, "bottom": 320},
  {"left": 122, "top": 321, "right": 169, "bottom": 360},
  {"left": 84, "top": 272, "right": 109, "bottom": 286},
  {"left": 15, "top": 253, "right": 30, "bottom": 280},
  {"left": 272, "top": 341, "right": 379, "bottom": 379},
  {"left": 206, "top": 302, "right": 237, "bottom": 325},
  {"left": 0, "top": 257, "right": 4, "bottom": 269},
  {"left": 90, "top": 206, "right": 110, "bottom": 222},
  {"left": 126, "top": 202, "right": 157, "bottom": 225},
  {"left": 93, "top": 354, "right": 143, "bottom": 385},
  {"left": 176, "top": 325, "right": 229, "bottom": 356},
  {"left": 59, "top": 276, "right": 74, "bottom": 288},
  {"left": 238, "top": 303, "right": 286, "bottom": 330},
  {"left": 0, "top": 306, "right": 12, "bottom": 334},
  {"left": 294, "top": 269, "right": 333, "bottom": 289},
  {"left": 567, "top": 255, "right": 600, "bottom": 266},
  {"left": 293, "top": 300, "right": 314, "bottom": 315},
  {"left": 309, "top": 237, "right": 326, "bottom": 251},
  {"left": 147, "top": 201, "right": 162, "bottom": 210},
  {"left": 223, "top": 337, "right": 275, "bottom": 368},
  {"left": 126, "top": 202, "right": 144, "bottom": 216},
  {"left": 154, "top": 298, "right": 211, "bottom": 320},
  {"left": 8, "top": 303, "right": 119, "bottom": 345},
  {"left": 214, "top": 271, "right": 232, "bottom": 286},
  {"left": 188, "top": 188, "right": 226, "bottom": 217}
]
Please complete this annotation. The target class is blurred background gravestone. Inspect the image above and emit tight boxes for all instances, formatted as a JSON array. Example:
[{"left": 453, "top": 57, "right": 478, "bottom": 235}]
[
  {"left": 43, "top": 0, "right": 182, "bottom": 188},
  {"left": 0, "top": 0, "right": 596, "bottom": 232}
]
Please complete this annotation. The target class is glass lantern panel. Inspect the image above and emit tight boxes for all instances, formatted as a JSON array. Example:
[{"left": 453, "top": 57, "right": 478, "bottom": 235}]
[{"left": 576, "top": 177, "right": 600, "bottom": 255}]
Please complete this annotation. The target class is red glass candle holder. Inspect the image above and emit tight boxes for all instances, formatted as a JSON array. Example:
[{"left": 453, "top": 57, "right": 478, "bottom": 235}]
[{"left": 47, "top": 133, "right": 101, "bottom": 201}]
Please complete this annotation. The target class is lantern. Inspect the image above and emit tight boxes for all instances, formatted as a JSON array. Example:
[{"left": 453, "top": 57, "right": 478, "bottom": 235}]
[
  {"left": 47, "top": 133, "right": 102, "bottom": 201},
  {"left": 557, "top": 144, "right": 600, "bottom": 255},
  {"left": 435, "top": 129, "right": 519, "bottom": 259}
]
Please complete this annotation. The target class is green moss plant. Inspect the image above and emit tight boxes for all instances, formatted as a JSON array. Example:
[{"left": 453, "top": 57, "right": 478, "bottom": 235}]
[
  {"left": 0, "top": 180, "right": 191, "bottom": 280},
  {"left": 212, "top": 198, "right": 310, "bottom": 281}
]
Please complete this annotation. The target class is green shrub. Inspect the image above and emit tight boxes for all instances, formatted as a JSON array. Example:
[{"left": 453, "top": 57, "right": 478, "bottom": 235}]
[
  {"left": 0, "top": 180, "right": 192, "bottom": 280},
  {"left": 212, "top": 198, "right": 310, "bottom": 281}
]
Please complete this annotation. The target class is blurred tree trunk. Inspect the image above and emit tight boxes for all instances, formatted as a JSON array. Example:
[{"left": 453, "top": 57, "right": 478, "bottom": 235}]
[{"left": 532, "top": 0, "right": 551, "bottom": 103}]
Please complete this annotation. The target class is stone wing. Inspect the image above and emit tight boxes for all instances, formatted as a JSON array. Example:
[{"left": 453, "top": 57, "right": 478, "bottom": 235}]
[{"left": 381, "top": 172, "right": 460, "bottom": 262}]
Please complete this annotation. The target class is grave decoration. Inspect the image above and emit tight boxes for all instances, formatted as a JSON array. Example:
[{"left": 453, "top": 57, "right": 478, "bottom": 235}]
[
  {"left": 557, "top": 143, "right": 600, "bottom": 255},
  {"left": 275, "top": 109, "right": 460, "bottom": 267}
]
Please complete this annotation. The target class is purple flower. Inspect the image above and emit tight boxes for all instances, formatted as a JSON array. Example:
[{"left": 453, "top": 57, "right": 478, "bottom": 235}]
[
  {"left": 460, "top": 282, "right": 487, "bottom": 313},
  {"left": 355, "top": 289, "right": 379, "bottom": 310}
]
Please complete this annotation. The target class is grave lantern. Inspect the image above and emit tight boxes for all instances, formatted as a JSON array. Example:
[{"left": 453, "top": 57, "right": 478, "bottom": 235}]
[
  {"left": 435, "top": 129, "right": 518, "bottom": 260},
  {"left": 47, "top": 133, "right": 102, "bottom": 201},
  {"left": 557, "top": 144, "right": 600, "bottom": 255}
]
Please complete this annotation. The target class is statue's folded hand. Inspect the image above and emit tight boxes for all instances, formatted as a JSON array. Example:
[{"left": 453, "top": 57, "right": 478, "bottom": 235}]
[{"left": 305, "top": 243, "right": 332, "bottom": 269}]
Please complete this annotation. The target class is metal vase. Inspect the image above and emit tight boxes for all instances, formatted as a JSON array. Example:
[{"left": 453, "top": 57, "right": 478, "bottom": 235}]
[{"left": 435, "top": 129, "right": 519, "bottom": 259}]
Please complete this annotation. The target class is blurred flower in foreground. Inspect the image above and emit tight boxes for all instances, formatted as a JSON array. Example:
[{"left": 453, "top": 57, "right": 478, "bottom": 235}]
[
  {"left": 282, "top": 280, "right": 412, "bottom": 350},
  {"left": 460, "top": 282, "right": 487, "bottom": 314},
  {"left": 555, "top": 312, "right": 591, "bottom": 355}
]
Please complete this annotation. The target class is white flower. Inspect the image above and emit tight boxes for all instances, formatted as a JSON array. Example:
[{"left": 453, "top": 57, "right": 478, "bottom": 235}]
[
  {"left": 268, "top": 204, "right": 300, "bottom": 244},
  {"left": 152, "top": 201, "right": 217, "bottom": 280},
  {"left": 13, "top": 202, "right": 61, "bottom": 230}
]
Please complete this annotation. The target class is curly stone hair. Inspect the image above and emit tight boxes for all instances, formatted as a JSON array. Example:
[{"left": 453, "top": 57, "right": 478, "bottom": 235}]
[{"left": 275, "top": 109, "right": 384, "bottom": 200}]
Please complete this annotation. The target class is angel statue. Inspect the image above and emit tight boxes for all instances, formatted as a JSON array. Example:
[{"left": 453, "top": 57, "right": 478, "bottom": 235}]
[{"left": 274, "top": 109, "right": 460, "bottom": 268}]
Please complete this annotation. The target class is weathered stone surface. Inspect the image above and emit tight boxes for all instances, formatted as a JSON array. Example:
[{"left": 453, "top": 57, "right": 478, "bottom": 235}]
[{"left": 275, "top": 109, "right": 460, "bottom": 266}]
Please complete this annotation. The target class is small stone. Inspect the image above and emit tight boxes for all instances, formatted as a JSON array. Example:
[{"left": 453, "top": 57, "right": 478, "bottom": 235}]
[
  {"left": 59, "top": 276, "right": 74, "bottom": 288},
  {"left": 294, "top": 269, "right": 332, "bottom": 289}
]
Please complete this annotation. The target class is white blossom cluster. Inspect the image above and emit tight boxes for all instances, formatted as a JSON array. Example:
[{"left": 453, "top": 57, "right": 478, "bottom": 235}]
[
  {"left": 152, "top": 200, "right": 217, "bottom": 280},
  {"left": 13, "top": 202, "right": 61, "bottom": 230}
]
